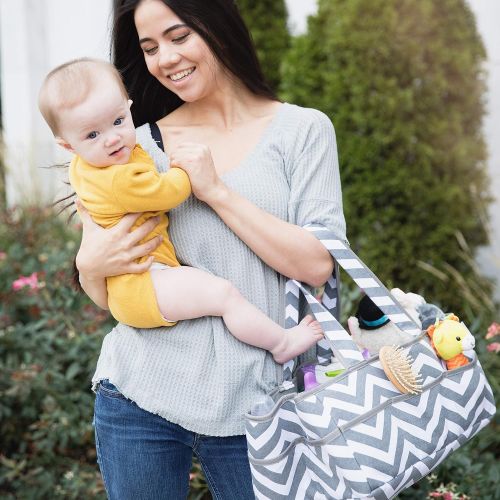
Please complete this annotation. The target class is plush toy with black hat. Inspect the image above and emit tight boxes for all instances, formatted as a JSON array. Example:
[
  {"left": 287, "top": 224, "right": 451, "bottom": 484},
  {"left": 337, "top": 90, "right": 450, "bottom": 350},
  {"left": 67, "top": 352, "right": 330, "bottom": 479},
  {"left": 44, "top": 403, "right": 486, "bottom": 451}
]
[{"left": 347, "top": 288, "right": 424, "bottom": 358}]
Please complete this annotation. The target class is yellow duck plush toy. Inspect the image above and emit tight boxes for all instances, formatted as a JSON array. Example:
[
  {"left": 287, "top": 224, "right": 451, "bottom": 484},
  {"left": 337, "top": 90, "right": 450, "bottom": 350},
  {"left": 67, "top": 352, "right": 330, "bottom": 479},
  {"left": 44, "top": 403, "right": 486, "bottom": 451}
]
[{"left": 426, "top": 314, "right": 475, "bottom": 370}]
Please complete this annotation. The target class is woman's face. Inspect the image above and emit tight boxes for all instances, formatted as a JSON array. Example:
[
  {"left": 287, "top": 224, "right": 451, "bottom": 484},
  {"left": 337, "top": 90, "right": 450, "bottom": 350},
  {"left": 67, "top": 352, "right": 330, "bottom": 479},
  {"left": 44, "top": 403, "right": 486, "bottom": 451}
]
[{"left": 134, "top": 0, "right": 223, "bottom": 102}]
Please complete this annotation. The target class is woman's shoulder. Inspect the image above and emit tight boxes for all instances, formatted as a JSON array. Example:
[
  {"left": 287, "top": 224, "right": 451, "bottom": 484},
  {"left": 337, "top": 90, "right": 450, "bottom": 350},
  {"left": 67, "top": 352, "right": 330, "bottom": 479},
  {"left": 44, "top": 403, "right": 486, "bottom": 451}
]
[
  {"left": 281, "top": 102, "right": 335, "bottom": 132},
  {"left": 278, "top": 104, "right": 336, "bottom": 158}
]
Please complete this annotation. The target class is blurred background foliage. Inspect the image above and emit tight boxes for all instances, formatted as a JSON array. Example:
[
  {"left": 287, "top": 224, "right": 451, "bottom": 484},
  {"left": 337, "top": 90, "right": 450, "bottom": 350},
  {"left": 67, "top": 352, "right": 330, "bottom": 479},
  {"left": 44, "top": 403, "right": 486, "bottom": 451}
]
[
  {"left": 0, "top": 208, "right": 111, "bottom": 498},
  {"left": 280, "top": 0, "right": 493, "bottom": 319},
  {"left": 1, "top": 0, "right": 498, "bottom": 498},
  {"left": 237, "top": 0, "right": 290, "bottom": 92}
]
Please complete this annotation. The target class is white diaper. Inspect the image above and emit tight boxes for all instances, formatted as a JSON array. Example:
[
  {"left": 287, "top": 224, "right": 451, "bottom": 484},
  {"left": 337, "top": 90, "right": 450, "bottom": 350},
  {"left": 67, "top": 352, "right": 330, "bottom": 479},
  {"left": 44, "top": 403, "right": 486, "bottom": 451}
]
[{"left": 150, "top": 262, "right": 171, "bottom": 271}]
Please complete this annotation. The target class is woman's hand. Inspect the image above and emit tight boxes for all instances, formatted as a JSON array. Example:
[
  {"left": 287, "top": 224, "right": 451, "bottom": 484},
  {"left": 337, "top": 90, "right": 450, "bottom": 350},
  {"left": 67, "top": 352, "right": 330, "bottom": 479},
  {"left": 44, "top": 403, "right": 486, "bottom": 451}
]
[
  {"left": 170, "top": 142, "right": 226, "bottom": 204},
  {"left": 170, "top": 144, "right": 333, "bottom": 286},
  {"left": 75, "top": 200, "right": 162, "bottom": 280}
]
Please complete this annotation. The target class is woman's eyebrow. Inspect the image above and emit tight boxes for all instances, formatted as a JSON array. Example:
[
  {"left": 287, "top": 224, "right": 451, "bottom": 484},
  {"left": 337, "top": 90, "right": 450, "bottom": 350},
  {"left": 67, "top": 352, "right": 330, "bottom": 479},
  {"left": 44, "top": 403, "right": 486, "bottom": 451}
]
[{"left": 139, "top": 24, "right": 188, "bottom": 44}]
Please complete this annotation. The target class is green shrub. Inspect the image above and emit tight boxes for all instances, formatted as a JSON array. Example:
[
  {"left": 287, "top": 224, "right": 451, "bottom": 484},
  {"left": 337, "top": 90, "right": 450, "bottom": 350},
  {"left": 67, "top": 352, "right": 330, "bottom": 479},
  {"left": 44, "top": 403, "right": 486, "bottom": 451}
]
[
  {"left": 281, "top": 0, "right": 493, "bottom": 318},
  {"left": 0, "top": 206, "right": 213, "bottom": 498},
  {"left": 237, "top": 0, "right": 290, "bottom": 92},
  {"left": 281, "top": 2, "right": 499, "bottom": 495},
  {"left": 0, "top": 206, "right": 111, "bottom": 498}
]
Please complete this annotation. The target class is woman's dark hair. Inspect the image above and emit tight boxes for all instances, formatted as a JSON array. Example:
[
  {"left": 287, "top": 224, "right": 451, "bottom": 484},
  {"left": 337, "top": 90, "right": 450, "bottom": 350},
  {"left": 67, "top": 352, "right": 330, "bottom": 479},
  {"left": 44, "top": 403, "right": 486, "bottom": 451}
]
[{"left": 112, "top": 0, "right": 277, "bottom": 126}]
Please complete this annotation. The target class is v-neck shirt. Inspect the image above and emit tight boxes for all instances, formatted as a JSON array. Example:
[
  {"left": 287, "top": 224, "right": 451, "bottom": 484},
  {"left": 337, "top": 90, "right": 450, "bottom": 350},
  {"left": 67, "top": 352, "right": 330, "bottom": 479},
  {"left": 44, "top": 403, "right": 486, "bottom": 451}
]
[{"left": 92, "top": 103, "right": 347, "bottom": 436}]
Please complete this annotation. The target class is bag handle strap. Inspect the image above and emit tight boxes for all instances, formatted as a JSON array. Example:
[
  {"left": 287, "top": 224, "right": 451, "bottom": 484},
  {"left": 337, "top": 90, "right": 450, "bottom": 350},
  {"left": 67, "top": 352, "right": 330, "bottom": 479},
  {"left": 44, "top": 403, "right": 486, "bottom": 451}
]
[
  {"left": 282, "top": 280, "right": 301, "bottom": 381},
  {"left": 282, "top": 225, "right": 421, "bottom": 379},
  {"left": 282, "top": 267, "right": 340, "bottom": 380},
  {"left": 305, "top": 225, "right": 421, "bottom": 335}
]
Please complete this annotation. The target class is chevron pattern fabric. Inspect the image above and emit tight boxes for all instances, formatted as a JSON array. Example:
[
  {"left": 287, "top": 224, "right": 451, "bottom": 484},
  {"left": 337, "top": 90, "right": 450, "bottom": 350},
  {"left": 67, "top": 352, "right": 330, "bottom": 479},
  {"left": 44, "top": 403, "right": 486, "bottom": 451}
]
[
  {"left": 246, "top": 227, "right": 496, "bottom": 499},
  {"left": 283, "top": 260, "right": 341, "bottom": 380},
  {"left": 295, "top": 279, "right": 366, "bottom": 368},
  {"left": 316, "top": 271, "right": 339, "bottom": 364},
  {"left": 247, "top": 351, "right": 495, "bottom": 499},
  {"left": 283, "top": 280, "right": 301, "bottom": 381}
]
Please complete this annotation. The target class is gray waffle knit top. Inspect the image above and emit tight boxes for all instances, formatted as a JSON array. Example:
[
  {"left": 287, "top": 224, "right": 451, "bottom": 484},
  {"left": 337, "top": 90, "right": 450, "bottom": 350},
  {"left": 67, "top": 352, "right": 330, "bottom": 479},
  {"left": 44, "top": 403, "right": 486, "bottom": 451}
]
[{"left": 91, "top": 102, "right": 346, "bottom": 436}]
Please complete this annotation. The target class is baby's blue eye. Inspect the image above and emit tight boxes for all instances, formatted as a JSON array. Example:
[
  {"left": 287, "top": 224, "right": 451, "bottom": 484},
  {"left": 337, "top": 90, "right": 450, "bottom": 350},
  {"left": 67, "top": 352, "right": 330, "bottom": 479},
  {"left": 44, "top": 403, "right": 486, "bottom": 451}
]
[
  {"left": 114, "top": 117, "right": 123, "bottom": 126},
  {"left": 87, "top": 131, "right": 98, "bottom": 140}
]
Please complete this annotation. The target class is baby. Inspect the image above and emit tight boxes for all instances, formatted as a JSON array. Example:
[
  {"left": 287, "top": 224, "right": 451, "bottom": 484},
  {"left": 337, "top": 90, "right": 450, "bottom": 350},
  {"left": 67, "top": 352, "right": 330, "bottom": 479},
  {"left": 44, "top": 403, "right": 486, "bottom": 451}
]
[{"left": 38, "top": 58, "right": 323, "bottom": 364}]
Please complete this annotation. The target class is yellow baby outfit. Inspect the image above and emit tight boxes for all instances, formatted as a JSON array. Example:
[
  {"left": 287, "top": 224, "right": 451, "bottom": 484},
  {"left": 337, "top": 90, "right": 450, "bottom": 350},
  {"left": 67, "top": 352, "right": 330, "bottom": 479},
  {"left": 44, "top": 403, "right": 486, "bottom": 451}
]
[{"left": 69, "top": 144, "right": 191, "bottom": 328}]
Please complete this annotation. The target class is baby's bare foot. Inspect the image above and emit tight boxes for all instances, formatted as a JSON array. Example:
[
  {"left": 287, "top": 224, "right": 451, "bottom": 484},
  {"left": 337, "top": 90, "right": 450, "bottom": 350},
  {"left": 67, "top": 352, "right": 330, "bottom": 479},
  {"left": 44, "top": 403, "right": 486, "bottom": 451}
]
[{"left": 272, "top": 315, "right": 324, "bottom": 364}]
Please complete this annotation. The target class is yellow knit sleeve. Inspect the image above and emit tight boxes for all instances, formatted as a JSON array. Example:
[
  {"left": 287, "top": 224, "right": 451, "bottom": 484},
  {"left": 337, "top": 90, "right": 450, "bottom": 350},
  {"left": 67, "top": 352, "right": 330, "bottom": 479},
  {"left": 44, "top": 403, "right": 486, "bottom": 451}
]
[{"left": 111, "top": 163, "right": 191, "bottom": 213}]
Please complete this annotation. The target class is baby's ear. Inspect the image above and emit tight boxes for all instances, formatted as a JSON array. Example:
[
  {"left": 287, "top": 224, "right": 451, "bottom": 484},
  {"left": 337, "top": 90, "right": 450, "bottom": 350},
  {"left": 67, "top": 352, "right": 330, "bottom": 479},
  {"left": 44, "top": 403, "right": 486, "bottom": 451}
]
[{"left": 55, "top": 137, "right": 74, "bottom": 153}]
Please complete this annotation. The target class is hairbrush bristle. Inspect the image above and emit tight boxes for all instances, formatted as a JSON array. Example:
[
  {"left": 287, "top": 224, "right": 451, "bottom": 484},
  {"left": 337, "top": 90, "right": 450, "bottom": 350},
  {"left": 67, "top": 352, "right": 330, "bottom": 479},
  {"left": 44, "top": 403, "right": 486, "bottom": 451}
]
[{"left": 379, "top": 345, "right": 423, "bottom": 394}]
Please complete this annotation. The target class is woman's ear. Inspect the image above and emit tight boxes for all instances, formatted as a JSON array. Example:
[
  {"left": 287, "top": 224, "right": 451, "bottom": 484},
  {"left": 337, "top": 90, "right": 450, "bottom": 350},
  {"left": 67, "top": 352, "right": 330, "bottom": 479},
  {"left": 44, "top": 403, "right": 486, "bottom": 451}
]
[{"left": 55, "top": 137, "right": 75, "bottom": 153}]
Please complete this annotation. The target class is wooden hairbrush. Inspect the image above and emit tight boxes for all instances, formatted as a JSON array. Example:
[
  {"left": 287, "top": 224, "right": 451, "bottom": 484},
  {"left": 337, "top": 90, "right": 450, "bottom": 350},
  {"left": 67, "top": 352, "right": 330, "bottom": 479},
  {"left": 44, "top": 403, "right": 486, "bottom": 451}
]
[{"left": 379, "top": 345, "right": 423, "bottom": 394}]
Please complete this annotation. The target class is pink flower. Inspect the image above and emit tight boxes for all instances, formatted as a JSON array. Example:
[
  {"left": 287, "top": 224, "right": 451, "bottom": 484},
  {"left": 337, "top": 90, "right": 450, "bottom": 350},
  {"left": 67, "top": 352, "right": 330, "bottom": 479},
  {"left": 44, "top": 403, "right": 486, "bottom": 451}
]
[
  {"left": 0, "top": 252, "right": 6, "bottom": 261},
  {"left": 12, "top": 272, "right": 40, "bottom": 291},
  {"left": 486, "top": 322, "right": 500, "bottom": 339},
  {"left": 443, "top": 493, "right": 453, "bottom": 500},
  {"left": 487, "top": 342, "right": 500, "bottom": 353}
]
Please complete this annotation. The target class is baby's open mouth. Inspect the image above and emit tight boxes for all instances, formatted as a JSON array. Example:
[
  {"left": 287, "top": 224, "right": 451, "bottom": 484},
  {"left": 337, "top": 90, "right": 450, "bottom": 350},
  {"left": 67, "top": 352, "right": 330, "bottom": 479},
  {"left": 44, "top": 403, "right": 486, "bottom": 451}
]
[{"left": 110, "top": 146, "right": 124, "bottom": 156}]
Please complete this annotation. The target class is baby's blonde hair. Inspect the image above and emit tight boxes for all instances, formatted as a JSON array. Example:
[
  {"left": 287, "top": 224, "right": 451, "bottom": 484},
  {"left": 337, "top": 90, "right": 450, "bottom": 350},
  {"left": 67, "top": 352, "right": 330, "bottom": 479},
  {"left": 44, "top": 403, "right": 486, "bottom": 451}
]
[{"left": 38, "top": 57, "right": 129, "bottom": 137}]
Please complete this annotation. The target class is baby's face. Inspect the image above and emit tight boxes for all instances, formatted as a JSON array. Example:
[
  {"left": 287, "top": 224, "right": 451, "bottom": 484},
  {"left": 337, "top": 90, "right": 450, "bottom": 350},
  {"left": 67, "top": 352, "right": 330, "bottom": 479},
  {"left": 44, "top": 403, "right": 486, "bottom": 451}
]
[{"left": 57, "top": 83, "right": 136, "bottom": 167}]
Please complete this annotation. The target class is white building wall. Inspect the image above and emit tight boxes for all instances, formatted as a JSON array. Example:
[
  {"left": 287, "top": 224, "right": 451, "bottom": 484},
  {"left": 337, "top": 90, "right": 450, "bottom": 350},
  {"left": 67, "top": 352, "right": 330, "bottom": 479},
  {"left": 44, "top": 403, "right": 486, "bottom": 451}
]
[
  {"left": 0, "top": 0, "right": 112, "bottom": 206},
  {"left": 468, "top": 0, "right": 500, "bottom": 298}
]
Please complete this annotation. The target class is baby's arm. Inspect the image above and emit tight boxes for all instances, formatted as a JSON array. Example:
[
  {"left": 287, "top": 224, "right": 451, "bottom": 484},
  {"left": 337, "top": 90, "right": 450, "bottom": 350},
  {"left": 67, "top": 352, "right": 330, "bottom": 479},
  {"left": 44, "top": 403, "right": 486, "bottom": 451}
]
[
  {"left": 112, "top": 164, "right": 191, "bottom": 213},
  {"left": 79, "top": 273, "right": 109, "bottom": 310}
]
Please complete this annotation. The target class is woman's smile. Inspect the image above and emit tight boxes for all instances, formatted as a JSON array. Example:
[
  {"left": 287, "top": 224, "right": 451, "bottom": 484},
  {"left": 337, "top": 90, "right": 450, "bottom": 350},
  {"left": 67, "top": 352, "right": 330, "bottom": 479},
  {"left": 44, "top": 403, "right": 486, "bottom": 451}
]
[
  {"left": 135, "top": 0, "right": 222, "bottom": 102},
  {"left": 168, "top": 66, "right": 196, "bottom": 82}
]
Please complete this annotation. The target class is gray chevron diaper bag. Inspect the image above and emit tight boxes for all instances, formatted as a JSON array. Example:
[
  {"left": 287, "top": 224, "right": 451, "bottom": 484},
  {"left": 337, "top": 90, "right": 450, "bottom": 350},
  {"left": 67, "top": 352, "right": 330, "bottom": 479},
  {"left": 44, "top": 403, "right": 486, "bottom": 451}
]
[{"left": 245, "top": 225, "right": 496, "bottom": 500}]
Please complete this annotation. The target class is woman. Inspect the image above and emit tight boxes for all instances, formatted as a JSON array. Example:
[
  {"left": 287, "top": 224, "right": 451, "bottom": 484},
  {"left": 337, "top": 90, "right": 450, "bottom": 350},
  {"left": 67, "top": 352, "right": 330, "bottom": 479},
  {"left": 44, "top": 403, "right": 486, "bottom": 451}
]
[{"left": 77, "top": 0, "right": 346, "bottom": 497}]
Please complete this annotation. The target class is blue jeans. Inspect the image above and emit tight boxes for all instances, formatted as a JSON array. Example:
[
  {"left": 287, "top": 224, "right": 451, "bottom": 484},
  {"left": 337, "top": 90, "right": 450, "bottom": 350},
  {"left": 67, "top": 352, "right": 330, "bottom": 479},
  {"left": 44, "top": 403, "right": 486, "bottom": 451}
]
[{"left": 94, "top": 380, "right": 255, "bottom": 500}]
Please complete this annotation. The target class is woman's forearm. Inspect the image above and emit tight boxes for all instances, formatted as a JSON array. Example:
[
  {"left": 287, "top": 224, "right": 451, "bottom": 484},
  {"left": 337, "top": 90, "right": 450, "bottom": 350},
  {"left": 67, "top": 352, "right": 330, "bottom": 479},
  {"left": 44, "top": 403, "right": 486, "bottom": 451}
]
[
  {"left": 208, "top": 183, "right": 334, "bottom": 287},
  {"left": 79, "top": 273, "right": 110, "bottom": 311}
]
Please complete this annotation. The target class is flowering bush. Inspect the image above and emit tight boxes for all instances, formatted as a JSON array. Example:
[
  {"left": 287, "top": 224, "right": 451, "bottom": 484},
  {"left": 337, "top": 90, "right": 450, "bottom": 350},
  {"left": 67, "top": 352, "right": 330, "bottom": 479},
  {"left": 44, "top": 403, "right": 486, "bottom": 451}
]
[
  {"left": 0, "top": 206, "right": 113, "bottom": 498},
  {"left": 11, "top": 272, "right": 42, "bottom": 291},
  {"left": 426, "top": 476, "right": 470, "bottom": 499},
  {"left": 0, "top": 206, "right": 211, "bottom": 499},
  {"left": 486, "top": 322, "right": 500, "bottom": 353}
]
